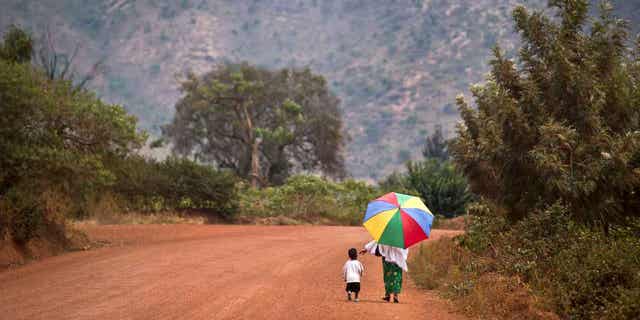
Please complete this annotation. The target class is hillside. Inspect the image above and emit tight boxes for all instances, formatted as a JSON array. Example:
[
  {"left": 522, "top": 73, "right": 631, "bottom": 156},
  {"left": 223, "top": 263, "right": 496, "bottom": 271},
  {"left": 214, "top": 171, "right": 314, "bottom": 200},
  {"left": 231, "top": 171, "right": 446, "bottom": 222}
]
[{"left": 2, "top": 0, "right": 637, "bottom": 180}]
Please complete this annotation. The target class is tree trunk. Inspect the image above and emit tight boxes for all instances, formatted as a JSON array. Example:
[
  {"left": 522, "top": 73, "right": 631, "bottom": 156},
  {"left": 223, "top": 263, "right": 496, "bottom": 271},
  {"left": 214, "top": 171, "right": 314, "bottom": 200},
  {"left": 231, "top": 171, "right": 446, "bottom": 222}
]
[
  {"left": 240, "top": 103, "right": 261, "bottom": 188},
  {"left": 250, "top": 138, "right": 261, "bottom": 187}
]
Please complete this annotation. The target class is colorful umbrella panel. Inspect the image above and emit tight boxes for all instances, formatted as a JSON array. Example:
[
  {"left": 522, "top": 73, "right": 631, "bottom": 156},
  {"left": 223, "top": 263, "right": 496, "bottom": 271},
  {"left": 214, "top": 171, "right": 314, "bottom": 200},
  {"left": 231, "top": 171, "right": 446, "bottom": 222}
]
[{"left": 363, "top": 192, "right": 434, "bottom": 249}]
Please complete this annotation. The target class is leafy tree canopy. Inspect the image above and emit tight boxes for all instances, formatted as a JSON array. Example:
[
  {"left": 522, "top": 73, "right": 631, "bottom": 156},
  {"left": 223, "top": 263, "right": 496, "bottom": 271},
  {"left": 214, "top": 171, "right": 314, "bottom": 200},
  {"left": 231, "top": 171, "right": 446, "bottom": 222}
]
[
  {"left": 0, "top": 30, "right": 145, "bottom": 197},
  {"left": 164, "top": 62, "right": 345, "bottom": 186},
  {"left": 451, "top": 0, "right": 640, "bottom": 230},
  {"left": 422, "top": 125, "right": 449, "bottom": 161},
  {"left": 0, "top": 25, "right": 33, "bottom": 64}
]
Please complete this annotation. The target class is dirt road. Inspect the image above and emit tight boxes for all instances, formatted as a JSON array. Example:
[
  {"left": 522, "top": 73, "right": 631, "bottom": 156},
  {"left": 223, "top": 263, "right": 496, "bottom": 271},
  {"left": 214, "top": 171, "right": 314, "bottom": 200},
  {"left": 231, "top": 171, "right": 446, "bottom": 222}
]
[{"left": 1, "top": 225, "right": 466, "bottom": 320}]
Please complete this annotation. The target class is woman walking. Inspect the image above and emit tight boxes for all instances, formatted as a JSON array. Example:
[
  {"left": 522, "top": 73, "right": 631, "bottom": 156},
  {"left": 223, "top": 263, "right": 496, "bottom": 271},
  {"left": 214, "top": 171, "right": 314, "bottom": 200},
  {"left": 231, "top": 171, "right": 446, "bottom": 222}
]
[{"left": 360, "top": 240, "right": 408, "bottom": 303}]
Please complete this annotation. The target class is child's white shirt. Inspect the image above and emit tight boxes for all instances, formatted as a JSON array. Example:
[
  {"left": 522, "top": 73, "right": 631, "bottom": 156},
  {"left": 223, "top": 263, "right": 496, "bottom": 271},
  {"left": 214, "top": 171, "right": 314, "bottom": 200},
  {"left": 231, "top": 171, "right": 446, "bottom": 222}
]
[{"left": 343, "top": 260, "right": 364, "bottom": 283}]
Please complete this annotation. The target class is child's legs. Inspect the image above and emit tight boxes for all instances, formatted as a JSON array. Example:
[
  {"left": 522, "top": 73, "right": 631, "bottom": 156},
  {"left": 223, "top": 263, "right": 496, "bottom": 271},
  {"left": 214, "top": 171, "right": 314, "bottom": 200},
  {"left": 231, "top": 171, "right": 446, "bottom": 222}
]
[{"left": 346, "top": 282, "right": 360, "bottom": 298}]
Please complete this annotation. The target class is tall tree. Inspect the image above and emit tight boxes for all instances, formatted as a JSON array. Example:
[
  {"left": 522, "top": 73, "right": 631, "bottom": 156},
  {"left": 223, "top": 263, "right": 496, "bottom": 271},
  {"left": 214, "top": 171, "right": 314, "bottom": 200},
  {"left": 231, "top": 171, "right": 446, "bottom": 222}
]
[
  {"left": 0, "top": 25, "right": 32, "bottom": 63},
  {"left": 0, "top": 26, "right": 144, "bottom": 198},
  {"left": 450, "top": 0, "right": 640, "bottom": 230},
  {"left": 422, "top": 125, "right": 449, "bottom": 161},
  {"left": 164, "top": 63, "right": 345, "bottom": 186},
  {"left": 33, "top": 26, "right": 105, "bottom": 90}
]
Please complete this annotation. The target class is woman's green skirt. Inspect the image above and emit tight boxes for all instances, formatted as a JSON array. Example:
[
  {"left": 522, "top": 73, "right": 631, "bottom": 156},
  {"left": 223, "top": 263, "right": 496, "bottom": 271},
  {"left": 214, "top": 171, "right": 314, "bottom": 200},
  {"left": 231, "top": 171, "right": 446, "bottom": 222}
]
[{"left": 382, "top": 259, "right": 403, "bottom": 294}]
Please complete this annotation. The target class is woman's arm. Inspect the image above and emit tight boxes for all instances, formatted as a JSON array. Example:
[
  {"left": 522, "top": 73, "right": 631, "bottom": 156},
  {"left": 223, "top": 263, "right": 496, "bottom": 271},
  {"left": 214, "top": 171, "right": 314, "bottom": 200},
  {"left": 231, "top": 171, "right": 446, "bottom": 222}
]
[{"left": 362, "top": 240, "right": 377, "bottom": 255}]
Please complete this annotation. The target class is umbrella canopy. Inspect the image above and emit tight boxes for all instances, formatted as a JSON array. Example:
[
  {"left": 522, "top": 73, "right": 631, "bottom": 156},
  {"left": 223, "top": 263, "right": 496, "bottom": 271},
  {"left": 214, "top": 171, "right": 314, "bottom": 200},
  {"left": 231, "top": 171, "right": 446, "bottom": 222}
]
[{"left": 362, "top": 192, "right": 434, "bottom": 249}]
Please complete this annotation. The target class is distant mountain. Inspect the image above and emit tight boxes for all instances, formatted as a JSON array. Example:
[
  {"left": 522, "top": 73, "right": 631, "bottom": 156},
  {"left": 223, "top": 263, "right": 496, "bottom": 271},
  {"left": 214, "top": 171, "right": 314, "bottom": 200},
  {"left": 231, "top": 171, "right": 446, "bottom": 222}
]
[{"left": 2, "top": 0, "right": 637, "bottom": 180}]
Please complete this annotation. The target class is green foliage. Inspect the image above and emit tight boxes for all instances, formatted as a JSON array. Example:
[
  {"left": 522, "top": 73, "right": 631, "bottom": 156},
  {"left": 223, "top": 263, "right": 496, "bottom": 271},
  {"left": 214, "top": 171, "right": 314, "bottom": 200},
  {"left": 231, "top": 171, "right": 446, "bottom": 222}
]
[
  {"left": 165, "top": 63, "right": 345, "bottom": 186},
  {"left": 0, "top": 25, "right": 33, "bottom": 63},
  {"left": 445, "top": 2, "right": 640, "bottom": 318},
  {"left": 552, "top": 230, "right": 640, "bottom": 320},
  {"left": 2, "top": 190, "right": 43, "bottom": 244},
  {"left": 0, "top": 59, "right": 144, "bottom": 193},
  {"left": 0, "top": 48, "right": 144, "bottom": 242},
  {"left": 457, "top": 201, "right": 507, "bottom": 253},
  {"left": 379, "top": 123, "right": 472, "bottom": 218},
  {"left": 0, "top": 28, "right": 145, "bottom": 243},
  {"left": 495, "top": 203, "right": 576, "bottom": 280},
  {"left": 460, "top": 200, "right": 640, "bottom": 319},
  {"left": 110, "top": 156, "right": 238, "bottom": 218},
  {"left": 422, "top": 125, "right": 449, "bottom": 161},
  {"left": 238, "top": 175, "right": 376, "bottom": 225},
  {"left": 0, "top": 27, "right": 236, "bottom": 246},
  {"left": 406, "top": 160, "right": 472, "bottom": 218},
  {"left": 451, "top": 0, "right": 640, "bottom": 228},
  {"left": 377, "top": 171, "right": 417, "bottom": 195}
]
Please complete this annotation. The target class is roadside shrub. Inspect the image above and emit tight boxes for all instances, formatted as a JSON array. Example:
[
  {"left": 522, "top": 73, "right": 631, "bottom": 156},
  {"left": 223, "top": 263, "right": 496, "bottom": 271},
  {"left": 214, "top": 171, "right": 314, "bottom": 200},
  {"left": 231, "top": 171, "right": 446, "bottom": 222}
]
[
  {"left": 7, "top": 200, "right": 42, "bottom": 244},
  {"left": 432, "top": 215, "right": 467, "bottom": 230},
  {"left": 406, "top": 159, "right": 473, "bottom": 218},
  {"left": 409, "top": 236, "right": 553, "bottom": 320},
  {"left": 455, "top": 201, "right": 640, "bottom": 319},
  {"left": 420, "top": 1, "right": 640, "bottom": 318},
  {"left": 0, "top": 28, "right": 144, "bottom": 248},
  {"left": 409, "top": 236, "right": 473, "bottom": 290},
  {"left": 109, "top": 156, "right": 239, "bottom": 219},
  {"left": 551, "top": 231, "right": 640, "bottom": 320},
  {"left": 158, "top": 157, "right": 238, "bottom": 217},
  {"left": 458, "top": 201, "right": 507, "bottom": 254},
  {"left": 377, "top": 171, "right": 418, "bottom": 195},
  {"left": 380, "top": 159, "right": 473, "bottom": 218},
  {"left": 495, "top": 204, "right": 575, "bottom": 282},
  {"left": 238, "top": 175, "right": 376, "bottom": 225},
  {"left": 0, "top": 185, "right": 72, "bottom": 245}
]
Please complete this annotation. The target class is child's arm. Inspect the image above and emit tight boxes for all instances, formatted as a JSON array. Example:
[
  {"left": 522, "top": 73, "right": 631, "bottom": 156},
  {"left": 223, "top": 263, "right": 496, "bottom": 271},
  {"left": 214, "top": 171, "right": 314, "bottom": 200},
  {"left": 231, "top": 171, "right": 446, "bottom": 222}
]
[{"left": 342, "top": 263, "right": 347, "bottom": 281}]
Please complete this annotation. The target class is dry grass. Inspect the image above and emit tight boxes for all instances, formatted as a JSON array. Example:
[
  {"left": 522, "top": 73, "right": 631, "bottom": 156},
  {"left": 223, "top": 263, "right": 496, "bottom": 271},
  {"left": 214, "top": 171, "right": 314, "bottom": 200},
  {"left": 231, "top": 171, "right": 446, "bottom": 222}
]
[
  {"left": 234, "top": 212, "right": 305, "bottom": 225},
  {"left": 459, "top": 273, "right": 558, "bottom": 320},
  {"left": 74, "top": 211, "right": 207, "bottom": 226},
  {"left": 410, "top": 236, "right": 472, "bottom": 290},
  {"left": 434, "top": 216, "right": 468, "bottom": 230},
  {"left": 78, "top": 193, "right": 208, "bottom": 225},
  {"left": 409, "top": 237, "right": 558, "bottom": 320}
]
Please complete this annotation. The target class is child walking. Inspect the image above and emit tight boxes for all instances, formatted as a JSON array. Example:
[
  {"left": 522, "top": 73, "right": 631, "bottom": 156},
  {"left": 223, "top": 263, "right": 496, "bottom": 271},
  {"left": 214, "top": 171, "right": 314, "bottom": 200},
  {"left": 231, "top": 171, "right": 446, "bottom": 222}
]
[{"left": 342, "top": 248, "right": 364, "bottom": 302}]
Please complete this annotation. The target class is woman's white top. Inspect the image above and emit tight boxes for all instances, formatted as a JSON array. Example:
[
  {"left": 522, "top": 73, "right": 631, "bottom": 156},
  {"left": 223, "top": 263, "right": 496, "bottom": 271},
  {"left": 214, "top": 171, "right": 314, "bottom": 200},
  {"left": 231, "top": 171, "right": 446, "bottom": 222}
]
[
  {"left": 363, "top": 240, "right": 409, "bottom": 272},
  {"left": 343, "top": 260, "right": 364, "bottom": 283}
]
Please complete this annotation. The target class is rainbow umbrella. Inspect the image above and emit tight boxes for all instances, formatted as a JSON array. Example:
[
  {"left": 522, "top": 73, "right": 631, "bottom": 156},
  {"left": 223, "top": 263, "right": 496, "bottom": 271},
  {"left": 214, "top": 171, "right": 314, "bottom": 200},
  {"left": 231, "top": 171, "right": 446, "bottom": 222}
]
[{"left": 362, "top": 192, "right": 434, "bottom": 249}]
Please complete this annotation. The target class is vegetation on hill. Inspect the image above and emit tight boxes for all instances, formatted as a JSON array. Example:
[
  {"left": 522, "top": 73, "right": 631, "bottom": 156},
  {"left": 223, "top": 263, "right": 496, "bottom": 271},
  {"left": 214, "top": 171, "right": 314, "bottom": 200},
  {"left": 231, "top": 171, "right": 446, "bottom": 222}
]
[
  {"left": 411, "top": 1, "right": 640, "bottom": 318},
  {"left": 3, "top": 1, "right": 639, "bottom": 180},
  {"left": 0, "top": 0, "right": 555, "bottom": 179}
]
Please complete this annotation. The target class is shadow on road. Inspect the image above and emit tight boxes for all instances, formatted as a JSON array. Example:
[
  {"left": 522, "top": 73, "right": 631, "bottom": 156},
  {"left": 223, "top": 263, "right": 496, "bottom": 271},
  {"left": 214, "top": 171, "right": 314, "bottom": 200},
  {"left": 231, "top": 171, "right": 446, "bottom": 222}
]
[{"left": 340, "top": 299, "right": 401, "bottom": 304}]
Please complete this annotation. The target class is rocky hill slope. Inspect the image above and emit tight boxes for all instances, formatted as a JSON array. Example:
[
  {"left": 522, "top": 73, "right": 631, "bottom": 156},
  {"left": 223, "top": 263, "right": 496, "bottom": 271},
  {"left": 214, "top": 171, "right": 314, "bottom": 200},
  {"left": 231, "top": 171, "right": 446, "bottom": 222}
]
[{"left": 2, "top": 0, "right": 637, "bottom": 180}]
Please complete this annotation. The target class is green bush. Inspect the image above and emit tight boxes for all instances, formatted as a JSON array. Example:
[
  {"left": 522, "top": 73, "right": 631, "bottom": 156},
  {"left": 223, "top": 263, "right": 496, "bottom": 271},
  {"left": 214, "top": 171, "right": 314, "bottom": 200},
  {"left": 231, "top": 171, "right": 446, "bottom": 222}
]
[
  {"left": 109, "top": 156, "right": 239, "bottom": 219},
  {"left": 551, "top": 231, "right": 640, "bottom": 319},
  {"left": 0, "top": 28, "right": 144, "bottom": 245},
  {"left": 377, "top": 171, "right": 418, "bottom": 195},
  {"left": 0, "top": 184, "right": 72, "bottom": 245},
  {"left": 458, "top": 200, "right": 640, "bottom": 319},
  {"left": 159, "top": 157, "right": 238, "bottom": 217},
  {"left": 238, "top": 175, "right": 376, "bottom": 225},
  {"left": 5, "top": 194, "right": 43, "bottom": 244},
  {"left": 458, "top": 201, "right": 507, "bottom": 254},
  {"left": 442, "top": 2, "right": 640, "bottom": 318},
  {"left": 406, "top": 159, "right": 473, "bottom": 218},
  {"left": 496, "top": 204, "right": 575, "bottom": 281}
]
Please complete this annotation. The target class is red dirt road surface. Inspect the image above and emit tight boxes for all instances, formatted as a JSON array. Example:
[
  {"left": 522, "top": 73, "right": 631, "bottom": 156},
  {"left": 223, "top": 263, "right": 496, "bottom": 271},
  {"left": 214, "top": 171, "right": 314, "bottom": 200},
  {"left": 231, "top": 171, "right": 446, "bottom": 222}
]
[{"left": 1, "top": 225, "right": 467, "bottom": 320}]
